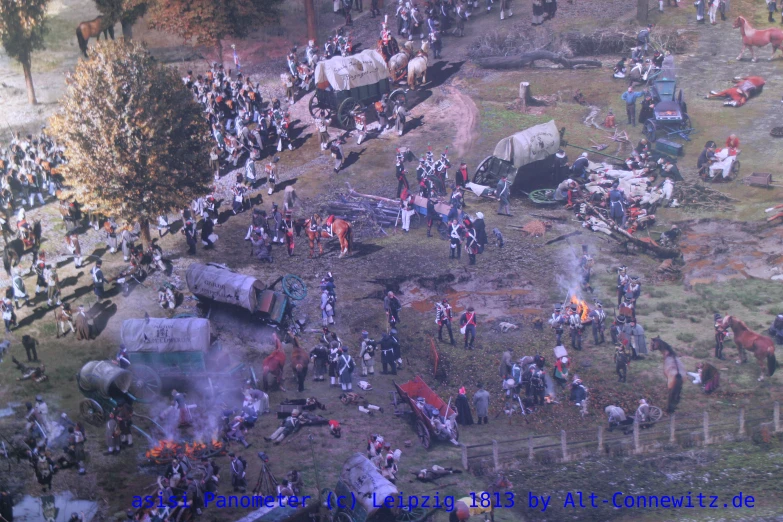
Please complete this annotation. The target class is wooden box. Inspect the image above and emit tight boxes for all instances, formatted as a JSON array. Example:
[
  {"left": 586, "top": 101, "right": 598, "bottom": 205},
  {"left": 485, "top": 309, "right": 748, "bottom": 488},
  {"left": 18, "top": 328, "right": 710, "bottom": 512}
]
[{"left": 655, "top": 139, "right": 683, "bottom": 156}]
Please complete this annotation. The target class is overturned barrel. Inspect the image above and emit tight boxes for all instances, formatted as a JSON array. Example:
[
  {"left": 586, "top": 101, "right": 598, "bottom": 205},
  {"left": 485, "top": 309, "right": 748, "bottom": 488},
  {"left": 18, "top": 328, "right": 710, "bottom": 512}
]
[{"left": 77, "top": 360, "right": 133, "bottom": 399}]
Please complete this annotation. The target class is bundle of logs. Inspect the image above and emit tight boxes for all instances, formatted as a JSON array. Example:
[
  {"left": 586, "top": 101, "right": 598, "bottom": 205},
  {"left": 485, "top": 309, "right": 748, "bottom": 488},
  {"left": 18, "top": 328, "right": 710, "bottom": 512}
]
[
  {"left": 673, "top": 180, "right": 738, "bottom": 213},
  {"left": 326, "top": 195, "right": 401, "bottom": 235}
]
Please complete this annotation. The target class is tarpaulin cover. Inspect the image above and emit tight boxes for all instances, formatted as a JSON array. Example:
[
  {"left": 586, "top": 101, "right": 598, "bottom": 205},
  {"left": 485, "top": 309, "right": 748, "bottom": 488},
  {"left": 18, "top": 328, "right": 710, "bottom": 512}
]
[
  {"left": 121, "top": 318, "right": 211, "bottom": 353},
  {"left": 314, "top": 50, "right": 390, "bottom": 92},
  {"left": 492, "top": 120, "right": 560, "bottom": 169},
  {"left": 339, "top": 453, "right": 398, "bottom": 516},
  {"left": 186, "top": 263, "right": 265, "bottom": 312},
  {"left": 78, "top": 360, "right": 132, "bottom": 397}
]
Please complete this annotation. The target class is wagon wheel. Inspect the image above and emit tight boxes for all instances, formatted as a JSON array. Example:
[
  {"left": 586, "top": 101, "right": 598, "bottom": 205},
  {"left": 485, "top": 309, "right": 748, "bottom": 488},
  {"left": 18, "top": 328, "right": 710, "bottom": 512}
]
[
  {"left": 338, "top": 97, "right": 361, "bottom": 129},
  {"left": 308, "top": 91, "right": 333, "bottom": 120},
  {"left": 282, "top": 274, "right": 307, "bottom": 300},
  {"left": 416, "top": 419, "right": 431, "bottom": 449},
  {"left": 731, "top": 159, "right": 740, "bottom": 176},
  {"left": 452, "top": 423, "right": 460, "bottom": 441},
  {"left": 647, "top": 406, "right": 663, "bottom": 423},
  {"left": 529, "top": 188, "right": 558, "bottom": 206},
  {"left": 79, "top": 398, "right": 105, "bottom": 426},
  {"left": 130, "top": 364, "right": 162, "bottom": 403},
  {"left": 396, "top": 507, "right": 427, "bottom": 522},
  {"left": 643, "top": 120, "right": 657, "bottom": 143},
  {"left": 473, "top": 156, "right": 494, "bottom": 184},
  {"left": 389, "top": 89, "right": 407, "bottom": 109}
]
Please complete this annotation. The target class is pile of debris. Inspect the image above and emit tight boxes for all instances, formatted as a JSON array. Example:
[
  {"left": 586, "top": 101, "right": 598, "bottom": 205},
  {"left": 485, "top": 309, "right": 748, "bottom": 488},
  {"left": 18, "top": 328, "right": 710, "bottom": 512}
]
[
  {"left": 325, "top": 194, "right": 401, "bottom": 237},
  {"left": 672, "top": 180, "right": 737, "bottom": 212}
]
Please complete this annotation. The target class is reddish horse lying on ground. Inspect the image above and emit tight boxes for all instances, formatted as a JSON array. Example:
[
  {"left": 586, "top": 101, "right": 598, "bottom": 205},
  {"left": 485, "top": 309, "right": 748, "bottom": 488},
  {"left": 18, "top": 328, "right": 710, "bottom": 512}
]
[
  {"left": 262, "top": 333, "right": 287, "bottom": 391},
  {"left": 290, "top": 337, "right": 309, "bottom": 392},
  {"left": 304, "top": 213, "right": 353, "bottom": 258},
  {"left": 707, "top": 76, "right": 765, "bottom": 107},
  {"left": 734, "top": 16, "right": 783, "bottom": 61},
  {"left": 651, "top": 337, "right": 685, "bottom": 413},
  {"left": 720, "top": 315, "right": 777, "bottom": 381}
]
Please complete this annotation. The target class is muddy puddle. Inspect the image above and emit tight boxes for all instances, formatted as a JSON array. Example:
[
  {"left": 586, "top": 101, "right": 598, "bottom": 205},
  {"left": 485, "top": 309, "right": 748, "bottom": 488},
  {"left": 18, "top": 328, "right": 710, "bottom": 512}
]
[
  {"left": 680, "top": 220, "right": 783, "bottom": 286},
  {"left": 399, "top": 275, "right": 543, "bottom": 322}
]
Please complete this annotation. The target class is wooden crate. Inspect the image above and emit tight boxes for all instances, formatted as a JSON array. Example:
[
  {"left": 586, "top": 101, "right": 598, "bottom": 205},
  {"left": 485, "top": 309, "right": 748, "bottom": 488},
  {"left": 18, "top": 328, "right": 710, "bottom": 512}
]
[{"left": 744, "top": 172, "right": 773, "bottom": 188}]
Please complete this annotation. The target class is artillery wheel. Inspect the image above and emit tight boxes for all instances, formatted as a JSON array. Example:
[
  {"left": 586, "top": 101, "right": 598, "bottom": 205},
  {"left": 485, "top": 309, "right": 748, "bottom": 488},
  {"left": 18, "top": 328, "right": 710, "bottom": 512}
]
[
  {"left": 130, "top": 364, "right": 162, "bottom": 403},
  {"left": 648, "top": 406, "right": 663, "bottom": 423},
  {"left": 282, "top": 274, "right": 307, "bottom": 300},
  {"left": 474, "top": 155, "right": 494, "bottom": 184},
  {"left": 338, "top": 97, "right": 361, "bottom": 129},
  {"left": 389, "top": 89, "right": 407, "bottom": 109},
  {"left": 396, "top": 507, "right": 427, "bottom": 522},
  {"left": 643, "top": 120, "right": 657, "bottom": 143},
  {"left": 453, "top": 423, "right": 460, "bottom": 441},
  {"left": 529, "top": 188, "right": 558, "bottom": 206},
  {"left": 79, "top": 398, "right": 105, "bottom": 426},
  {"left": 416, "top": 419, "right": 431, "bottom": 449},
  {"left": 308, "top": 91, "right": 333, "bottom": 120}
]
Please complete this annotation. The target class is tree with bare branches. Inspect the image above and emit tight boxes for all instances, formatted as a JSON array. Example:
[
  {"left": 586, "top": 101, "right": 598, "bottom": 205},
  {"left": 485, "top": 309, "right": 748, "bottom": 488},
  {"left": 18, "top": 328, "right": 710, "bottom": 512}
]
[{"left": 142, "top": 0, "right": 281, "bottom": 65}]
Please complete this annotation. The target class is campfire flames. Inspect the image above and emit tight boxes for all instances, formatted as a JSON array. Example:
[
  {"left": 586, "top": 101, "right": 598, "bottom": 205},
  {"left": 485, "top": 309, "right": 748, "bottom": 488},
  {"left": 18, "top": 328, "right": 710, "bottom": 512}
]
[
  {"left": 569, "top": 295, "right": 591, "bottom": 323},
  {"left": 146, "top": 439, "right": 225, "bottom": 464}
]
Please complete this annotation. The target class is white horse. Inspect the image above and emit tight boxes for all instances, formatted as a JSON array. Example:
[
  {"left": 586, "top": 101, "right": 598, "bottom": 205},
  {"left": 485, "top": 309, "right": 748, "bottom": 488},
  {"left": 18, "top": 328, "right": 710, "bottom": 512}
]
[
  {"left": 407, "top": 40, "right": 430, "bottom": 90},
  {"left": 389, "top": 41, "right": 413, "bottom": 82}
]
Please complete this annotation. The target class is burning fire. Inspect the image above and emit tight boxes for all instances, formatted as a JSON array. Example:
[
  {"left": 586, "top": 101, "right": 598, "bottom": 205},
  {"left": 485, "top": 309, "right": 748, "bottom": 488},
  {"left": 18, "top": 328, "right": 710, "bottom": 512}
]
[
  {"left": 146, "top": 439, "right": 225, "bottom": 464},
  {"left": 569, "top": 295, "right": 591, "bottom": 323}
]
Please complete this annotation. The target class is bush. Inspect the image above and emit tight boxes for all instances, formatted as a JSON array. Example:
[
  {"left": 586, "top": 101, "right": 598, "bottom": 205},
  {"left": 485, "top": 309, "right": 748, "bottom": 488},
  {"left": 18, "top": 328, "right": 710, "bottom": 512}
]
[{"left": 676, "top": 332, "right": 696, "bottom": 343}]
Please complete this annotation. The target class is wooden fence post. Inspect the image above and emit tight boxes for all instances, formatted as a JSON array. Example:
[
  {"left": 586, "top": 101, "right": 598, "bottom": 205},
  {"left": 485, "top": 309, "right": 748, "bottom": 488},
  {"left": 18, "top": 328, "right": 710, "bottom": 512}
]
[
  {"left": 703, "top": 410, "right": 710, "bottom": 444},
  {"left": 528, "top": 435, "right": 534, "bottom": 461},
  {"left": 560, "top": 430, "right": 568, "bottom": 461},
  {"left": 633, "top": 418, "right": 640, "bottom": 453},
  {"left": 669, "top": 413, "right": 676, "bottom": 443},
  {"left": 461, "top": 443, "right": 469, "bottom": 470},
  {"left": 597, "top": 426, "right": 604, "bottom": 454},
  {"left": 738, "top": 408, "right": 745, "bottom": 437},
  {"left": 492, "top": 440, "right": 499, "bottom": 472},
  {"left": 774, "top": 402, "right": 780, "bottom": 433}
]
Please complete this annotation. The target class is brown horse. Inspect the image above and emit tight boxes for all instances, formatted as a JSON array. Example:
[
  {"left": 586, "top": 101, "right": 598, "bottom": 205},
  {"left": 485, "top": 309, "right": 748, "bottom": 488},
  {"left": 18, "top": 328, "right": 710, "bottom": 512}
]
[
  {"left": 290, "top": 337, "right": 309, "bottom": 392},
  {"left": 720, "top": 315, "right": 777, "bottom": 381},
  {"left": 734, "top": 16, "right": 783, "bottom": 62},
  {"left": 76, "top": 16, "right": 115, "bottom": 58},
  {"left": 261, "top": 333, "right": 287, "bottom": 391},
  {"left": 650, "top": 337, "right": 685, "bottom": 413},
  {"left": 304, "top": 214, "right": 353, "bottom": 258}
]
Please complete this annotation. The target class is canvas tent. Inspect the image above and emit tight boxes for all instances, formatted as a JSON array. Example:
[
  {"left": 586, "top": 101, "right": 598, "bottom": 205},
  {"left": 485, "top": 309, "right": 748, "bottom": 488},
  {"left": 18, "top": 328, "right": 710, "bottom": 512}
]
[
  {"left": 186, "top": 263, "right": 266, "bottom": 313},
  {"left": 473, "top": 120, "right": 561, "bottom": 188},
  {"left": 314, "top": 50, "right": 390, "bottom": 92},
  {"left": 121, "top": 317, "right": 212, "bottom": 354}
]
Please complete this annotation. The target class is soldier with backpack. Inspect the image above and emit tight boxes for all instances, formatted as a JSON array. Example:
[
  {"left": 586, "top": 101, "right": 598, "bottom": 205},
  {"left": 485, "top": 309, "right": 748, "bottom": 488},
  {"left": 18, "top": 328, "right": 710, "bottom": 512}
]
[
  {"left": 531, "top": 368, "right": 546, "bottom": 405},
  {"left": 359, "top": 331, "right": 377, "bottom": 376}
]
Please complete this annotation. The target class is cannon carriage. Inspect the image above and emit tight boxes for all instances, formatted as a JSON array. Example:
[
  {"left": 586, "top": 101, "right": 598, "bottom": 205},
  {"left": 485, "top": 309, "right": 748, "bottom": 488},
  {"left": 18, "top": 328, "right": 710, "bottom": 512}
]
[{"left": 308, "top": 50, "right": 407, "bottom": 129}]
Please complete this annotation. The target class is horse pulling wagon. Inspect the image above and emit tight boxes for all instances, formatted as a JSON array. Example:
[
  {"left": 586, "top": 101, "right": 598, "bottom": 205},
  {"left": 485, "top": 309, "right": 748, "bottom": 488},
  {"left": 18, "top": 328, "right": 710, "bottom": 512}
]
[
  {"left": 393, "top": 376, "right": 458, "bottom": 449},
  {"left": 76, "top": 360, "right": 136, "bottom": 426},
  {"left": 119, "top": 316, "right": 251, "bottom": 403},
  {"left": 309, "top": 50, "right": 407, "bottom": 129}
]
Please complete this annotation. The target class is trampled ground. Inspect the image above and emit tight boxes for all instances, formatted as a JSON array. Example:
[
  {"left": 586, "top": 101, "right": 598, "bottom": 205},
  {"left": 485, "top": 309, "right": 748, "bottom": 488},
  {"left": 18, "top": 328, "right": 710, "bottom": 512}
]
[{"left": 0, "top": 0, "right": 782, "bottom": 521}]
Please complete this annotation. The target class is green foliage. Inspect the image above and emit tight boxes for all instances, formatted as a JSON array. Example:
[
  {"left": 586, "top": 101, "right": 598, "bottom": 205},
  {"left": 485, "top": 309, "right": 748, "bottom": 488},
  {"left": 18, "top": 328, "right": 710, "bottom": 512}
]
[
  {"left": 95, "top": 0, "right": 148, "bottom": 26},
  {"left": 144, "top": 0, "right": 282, "bottom": 50},
  {"left": 675, "top": 332, "right": 696, "bottom": 343},
  {"left": 0, "top": 0, "right": 48, "bottom": 63},
  {"left": 50, "top": 40, "right": 211, "bottom": 227}
]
